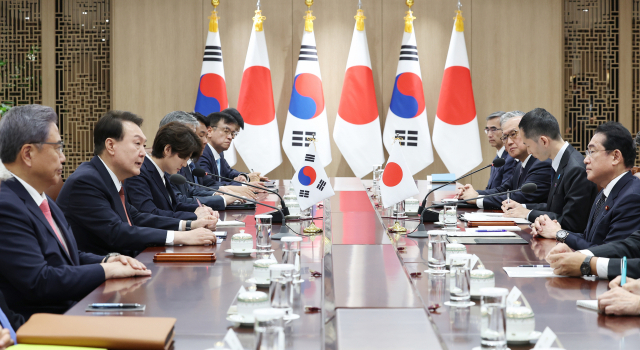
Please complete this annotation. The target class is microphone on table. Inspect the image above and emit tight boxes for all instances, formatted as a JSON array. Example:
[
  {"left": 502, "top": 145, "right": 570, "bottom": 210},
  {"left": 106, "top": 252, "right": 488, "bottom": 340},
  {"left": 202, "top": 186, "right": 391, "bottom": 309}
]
[
  {"left": 407, "top": 182, "right": 537, "bottom": 238},
  {"left": 169, "top": 174, "right": 294, "bottom": 240},
  {"left": 192, "top": 168, "right": 290, "bottom": 222},
  {"left": 417, "top": 158, "right": 506, "bottom": 218}
]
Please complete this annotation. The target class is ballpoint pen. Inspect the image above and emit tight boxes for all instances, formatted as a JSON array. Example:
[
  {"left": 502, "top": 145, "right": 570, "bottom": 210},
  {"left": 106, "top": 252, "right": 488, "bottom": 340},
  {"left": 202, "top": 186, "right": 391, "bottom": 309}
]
[
  {"left": 196, "top": 198, "right": 204, "bottom": 207},
  {"left": 476, "top": 229, "right": 507, "bottom": 232},
  {"left": 90, "top": 303, "right": 141, "bottom": 309},
  {"left": 517, "top": 265, "right": 550, "bottom": 268},
  {"left": 621, "top": 256, "right": 627, "bottom": 286}
]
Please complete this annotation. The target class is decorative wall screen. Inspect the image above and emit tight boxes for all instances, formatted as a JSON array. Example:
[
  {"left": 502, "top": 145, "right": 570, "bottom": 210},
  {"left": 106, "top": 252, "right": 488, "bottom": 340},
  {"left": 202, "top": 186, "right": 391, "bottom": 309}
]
[
  {"left": 564, "top": 0, "right": 619, "bottom": 154},
  {"left": 0, "top": 0, "right": 42, "bottom": 113},
  {"left": 633, "top": 0, "right": 640, "bottom": 163},
  {"left": 56, "top": 0, "right": 110, "bottom": 177}
]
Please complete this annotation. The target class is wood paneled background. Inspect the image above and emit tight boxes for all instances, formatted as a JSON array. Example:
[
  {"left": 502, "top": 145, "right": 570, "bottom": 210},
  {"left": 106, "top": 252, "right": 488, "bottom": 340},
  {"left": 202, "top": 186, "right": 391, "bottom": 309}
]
[{"left": 109, "top": 0, "right": 562, "bottom": 188}]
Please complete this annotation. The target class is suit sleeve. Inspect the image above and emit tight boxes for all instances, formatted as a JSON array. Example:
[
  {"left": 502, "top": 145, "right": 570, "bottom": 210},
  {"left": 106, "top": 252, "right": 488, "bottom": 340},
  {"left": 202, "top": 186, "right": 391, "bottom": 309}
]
[
  {"left": 124, "top": 176, "right": 197, "bottom": 220},
  {"left": 0, "top": 289, "right": 24, "bottom": 330},
  {"left": 499, "top": 157, "right": 516, "bottom": 187},
  {"left": 64, "top": 177, "right": 170, "bottom": 253},
  {"left": 527, "top": 165, "right": 596, "bottom": 229},
  {"left": 481, "top": 162, "right": 553, "bottom": 209},
  {"left": 606, "top": 258, "right": 640, "bottom": 279},
  {"left": 0, "top": 201, "right": 105, "bottom": 303},
  {"left": 78, "top": 251, "right": 105, "bottom": 265},
  {"left": 564, "top": 192, "right": 640, "bottom": 250},
  {"left": 588, "top": 230, "right": 640, "bottom": 259}
]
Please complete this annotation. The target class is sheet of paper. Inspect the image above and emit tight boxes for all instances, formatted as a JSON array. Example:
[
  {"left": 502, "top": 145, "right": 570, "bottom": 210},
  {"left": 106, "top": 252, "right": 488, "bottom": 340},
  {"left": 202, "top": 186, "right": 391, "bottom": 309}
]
[
  {"left": 503, "top": 267, "right": 568, "bottom": 278},
  {"left": 217, "top": 220, "right": 246, "bottom": 227},
  {"left": 477, "top": 226, "right": 521, "bottom": 231},
  {"left": 576, "top": 300, "right": 599, "bottom": 311},
  {"left": 463, "top": 213, "right": 530, "bottom": 224},
  {"left": 454, "top": 228, "right": 517, "bottom": 237}
]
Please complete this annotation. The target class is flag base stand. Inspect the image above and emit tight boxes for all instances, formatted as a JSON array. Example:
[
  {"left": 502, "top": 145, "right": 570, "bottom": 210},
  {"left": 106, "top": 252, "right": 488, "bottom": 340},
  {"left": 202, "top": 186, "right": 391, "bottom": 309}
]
[
  {"left": 388, "top": 221, "right": 407, "bottom": 234},
  {"left": 302, "top": 222, "right": 323, "bottom": 236},
  {"left": 271, "top": 226, "right": 295, "bottom": 240},
  {"left": 407, "top": 223, "right": 429, "bottom": 238}
]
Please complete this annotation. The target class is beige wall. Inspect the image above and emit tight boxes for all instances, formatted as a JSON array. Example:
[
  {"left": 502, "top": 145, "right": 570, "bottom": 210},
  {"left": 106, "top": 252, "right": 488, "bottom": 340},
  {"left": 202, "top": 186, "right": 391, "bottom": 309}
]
[{"left": 112, "top": 0, "right": 563, "bottom": 188}]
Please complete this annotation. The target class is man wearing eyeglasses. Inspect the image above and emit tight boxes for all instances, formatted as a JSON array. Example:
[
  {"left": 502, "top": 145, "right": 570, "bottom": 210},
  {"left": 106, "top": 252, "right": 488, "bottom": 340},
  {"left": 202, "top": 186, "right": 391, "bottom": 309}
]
[
  {"left": 457, "top": 110, "right": 554, "bottom": 209},
  {"left": 501, "top": 108, "right": 598, "bottom": 233},
  {"left": 484, "top": 111, "right": 516, "bottom": 189},
  {"left": 531, "top": 121, "right": 640, "bottom": 251}
]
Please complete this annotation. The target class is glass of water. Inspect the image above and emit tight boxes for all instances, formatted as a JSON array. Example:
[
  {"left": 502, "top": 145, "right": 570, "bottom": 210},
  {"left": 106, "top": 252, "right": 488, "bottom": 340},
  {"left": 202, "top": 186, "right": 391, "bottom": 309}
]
[
  {"left": 428, "top": 231, "right": 447, "bottom": 274},
  {"left": 393, "top": 200, "right": 406, "bottom": 217},
  {"left": 253, "top": 308, "right": 285, "bottom": 350},
  {"left": 269, "top": 264, "right": 295, "bottom": 318},
  {"left": 281, "top": 236, "right": 302, "bottom": 282},
  {"left": 449, "top": 254, "right": 472, "bottom": 305},
  {"left": 480, "top": 287, "right": 509, "bottom": 350},
  {"left": 255, "top": 214, "right": 272, "bottom": 251},
  {"left": 443, "top": 204, "right": 458, "bottom": 230}
]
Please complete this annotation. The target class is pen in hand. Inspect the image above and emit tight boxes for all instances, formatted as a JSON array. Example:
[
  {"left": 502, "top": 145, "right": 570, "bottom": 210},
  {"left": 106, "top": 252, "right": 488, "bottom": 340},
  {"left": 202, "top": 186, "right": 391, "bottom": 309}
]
[{"left": 196, "top": 198, "right": 204, "bottom": 207}]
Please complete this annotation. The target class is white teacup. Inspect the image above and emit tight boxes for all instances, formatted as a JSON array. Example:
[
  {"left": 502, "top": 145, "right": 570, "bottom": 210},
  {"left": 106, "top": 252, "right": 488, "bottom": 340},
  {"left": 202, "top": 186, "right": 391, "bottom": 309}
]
[
  {"left": 470, "top": 268, "right": 495, "bottom": 297},
  {"left": 506, "top": 305, "right": 535, "bottom": 341},
  {"left": 237, "top": 290, "right": 269, "bottom": 321},
  {"left": 230, "top": 230, "right": 253, "bottom": 251},
  {"left": 253, "top": 259, "right": 277, "bottom": 284}
]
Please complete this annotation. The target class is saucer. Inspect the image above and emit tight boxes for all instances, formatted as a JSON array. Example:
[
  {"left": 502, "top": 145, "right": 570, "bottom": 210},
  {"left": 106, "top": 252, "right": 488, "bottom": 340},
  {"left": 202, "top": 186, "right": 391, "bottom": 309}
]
[
  {"left": 245, "top": 277, "right": 270, "bottom": 288},
  {"left": 224, "top": 248, "right": 257, "bottom": 257},
  {"left": 283, "top": 313, "right": 300, "bottom": 321},
  {"left": 255, "top": 249, "right": 275, "bottom": 253},
  {"left": 227, "top": 314, "right": 254, "bottom": 327},
  {"left": 292, "top": 279, "right": 305, "bottom": 284},
  {"left": 472, "top": 347, "right": 510, "bottom": 350},
  {"left": 507, "top": 330, "right": 541, "bottom": 344},
  {"left": 444, "top": 301, "right": 476, "bottom": 307}
]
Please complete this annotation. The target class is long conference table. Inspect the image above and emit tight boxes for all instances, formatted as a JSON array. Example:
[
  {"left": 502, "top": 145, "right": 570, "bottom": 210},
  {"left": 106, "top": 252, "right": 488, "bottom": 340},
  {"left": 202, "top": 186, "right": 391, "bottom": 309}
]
[{"left": 67, "top": 178, "right": 640, "bottom": 350}]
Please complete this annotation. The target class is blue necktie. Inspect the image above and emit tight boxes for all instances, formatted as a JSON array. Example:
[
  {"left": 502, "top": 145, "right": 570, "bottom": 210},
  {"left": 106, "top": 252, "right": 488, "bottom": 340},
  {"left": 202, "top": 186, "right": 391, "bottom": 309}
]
[
  {"left": 216, "top": 158, "right": 221, "bottom": 177},
  {"left": 0, "top": 307, "right": 16, "bottom": 345},
  {"left": 189, "top": 162, "right": 197, "bottom": 184}
]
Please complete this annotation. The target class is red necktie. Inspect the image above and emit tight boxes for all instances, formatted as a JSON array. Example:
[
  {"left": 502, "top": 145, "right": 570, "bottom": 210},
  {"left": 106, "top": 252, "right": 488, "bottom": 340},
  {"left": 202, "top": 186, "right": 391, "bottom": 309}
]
[
  {"left": 119, "top": 188, "right": 132, "bottom": 226},
  {"left": 39, "top": 199, "right": 69, "bottom": 254}
]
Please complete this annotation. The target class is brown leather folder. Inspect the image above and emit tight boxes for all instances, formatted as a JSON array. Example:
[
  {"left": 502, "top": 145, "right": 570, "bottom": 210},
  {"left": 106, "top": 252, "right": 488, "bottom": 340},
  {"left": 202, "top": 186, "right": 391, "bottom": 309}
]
[
  {"left": 466, "top": 221, "right": 518, "bottom": 227},
  {"left": 153, "top": 253, "right": 216, "bottom": 262},
  {"left": 17, "top": 314, "right": 176, "bottom": 350}
]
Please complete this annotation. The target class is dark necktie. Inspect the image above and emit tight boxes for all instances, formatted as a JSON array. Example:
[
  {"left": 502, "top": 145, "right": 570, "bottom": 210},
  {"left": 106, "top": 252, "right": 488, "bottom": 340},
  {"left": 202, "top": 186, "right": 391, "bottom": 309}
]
[
  {"left": 164, "top": 174, "right": 173, "bottom": 205},
  {"left": 189, "top": 162, "right": 198, "bottom": 184},
  {"left": 119, "top": 188, "right": 132, "bottom": 226},
  {"left": 587, "top": 192, "right": 606, "bottom": 239}
]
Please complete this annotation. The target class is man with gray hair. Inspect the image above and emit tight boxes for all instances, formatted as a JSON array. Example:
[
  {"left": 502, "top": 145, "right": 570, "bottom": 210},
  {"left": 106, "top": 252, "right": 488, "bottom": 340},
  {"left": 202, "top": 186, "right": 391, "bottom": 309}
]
[
  {"left": 484, "top": 111, "right": 515, "bottom": 189},
  {"left": 458, "top": 110, "right": 554, "bottom": 209},
  {"left": 0, "top": 105, "right": 151, "bottom": 320}
]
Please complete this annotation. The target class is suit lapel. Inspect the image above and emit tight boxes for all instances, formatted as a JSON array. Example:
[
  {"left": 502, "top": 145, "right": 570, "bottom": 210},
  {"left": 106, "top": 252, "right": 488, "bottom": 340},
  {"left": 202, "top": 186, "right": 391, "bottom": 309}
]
[
  {"left": 547, "top": 148, "right": 572, "bottom": 206},
  {"left": 511, "top": 163, "right": 523, "bottom": 189},
  {"left": 583, "top": 190, "right": 602, "bottom": 239},
  {"left": 588, "top": 172, "right": 633, "bottom": 240},
  {"left": 6, "top": 180, "right": 73, "bottom": 264},
  {"left": 91, "top": 156, "right": 129, "bottom": 223},
  {"left": 144, "top": 158, "right": 173, "bottom": 208}
]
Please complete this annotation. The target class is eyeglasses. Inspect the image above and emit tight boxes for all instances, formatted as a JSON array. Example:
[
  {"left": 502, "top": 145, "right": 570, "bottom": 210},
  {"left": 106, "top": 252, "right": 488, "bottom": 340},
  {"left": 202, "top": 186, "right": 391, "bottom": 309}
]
[
  {"left": 500, "top": 129, "right": 519, "bottom": 142},
  {"left": 484, "top": 127, "right": 502, "bottom": 134},
  {"left": 214, "top": 126, "right": 238, "bottom": 138},
  {"left": 585, "top": 149, "right": 610, "bottom": 158},
  {"left": 32, "top": 141, "right": 64, "bottom": 155}
]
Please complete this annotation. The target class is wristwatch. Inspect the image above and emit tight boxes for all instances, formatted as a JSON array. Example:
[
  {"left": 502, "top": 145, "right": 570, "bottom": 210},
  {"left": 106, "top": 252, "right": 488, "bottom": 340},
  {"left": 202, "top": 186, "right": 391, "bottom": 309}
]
[
  {"left": 556, "top": 230, "right": 569, "bottom": 243},
  {"left": 103, "top": 252, "right": 121, "bottom": 263},
  {"left": 186, "top": 220, "right": 192, "bottom": 231},
  {"left": 580, "top": 256, "right": 593, "bottom": 276}
]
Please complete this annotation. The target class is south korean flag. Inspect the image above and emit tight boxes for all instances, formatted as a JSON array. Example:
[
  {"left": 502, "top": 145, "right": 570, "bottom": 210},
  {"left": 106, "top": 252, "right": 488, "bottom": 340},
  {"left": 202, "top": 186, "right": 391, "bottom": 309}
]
[{"left": 291, "top": 142, "right": 334, "bottom": 210}]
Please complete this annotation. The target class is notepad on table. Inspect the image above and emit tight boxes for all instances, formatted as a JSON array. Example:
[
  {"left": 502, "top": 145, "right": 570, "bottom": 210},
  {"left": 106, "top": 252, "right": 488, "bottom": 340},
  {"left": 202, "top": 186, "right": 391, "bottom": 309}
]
[
  {"left": 217, "top": 220, "right": 245, "bottom": 227},
  {"left": 576, "top": 300, "right": 599, "bottom": 311},
  {"left": 503, "top": 267, "right": 568, "bottom": 278},
  {"left": 463, "top": 213, "right": 531, "bottom": 224}
]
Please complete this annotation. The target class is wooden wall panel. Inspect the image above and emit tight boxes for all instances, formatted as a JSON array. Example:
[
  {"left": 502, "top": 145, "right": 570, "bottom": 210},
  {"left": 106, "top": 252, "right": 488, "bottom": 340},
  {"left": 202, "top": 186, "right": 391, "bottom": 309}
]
[{"left": 112, "top": 0, "right": 564, "bottom": 188}]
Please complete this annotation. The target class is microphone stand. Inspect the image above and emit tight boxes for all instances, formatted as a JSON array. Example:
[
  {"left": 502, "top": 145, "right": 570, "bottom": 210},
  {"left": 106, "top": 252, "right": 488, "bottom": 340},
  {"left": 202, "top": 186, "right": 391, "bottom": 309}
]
[
  {"left": 407, "top": 187, "right": 529, "bottom": 238},
  {"left": 169, "top": 174, "right": 295, "bottom": 240},
  {"left": 193, "top": 170, "right": 290, "bottom": 223}
]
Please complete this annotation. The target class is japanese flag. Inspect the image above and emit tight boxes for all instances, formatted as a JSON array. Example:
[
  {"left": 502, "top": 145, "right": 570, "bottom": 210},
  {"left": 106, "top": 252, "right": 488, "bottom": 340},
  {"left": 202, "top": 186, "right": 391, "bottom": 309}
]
[
  {"left": 291, "top": 143, "right": 334, "bottom": 210},
  {"left": 380, "top": 141, "right": 419, "bottom": 208}
]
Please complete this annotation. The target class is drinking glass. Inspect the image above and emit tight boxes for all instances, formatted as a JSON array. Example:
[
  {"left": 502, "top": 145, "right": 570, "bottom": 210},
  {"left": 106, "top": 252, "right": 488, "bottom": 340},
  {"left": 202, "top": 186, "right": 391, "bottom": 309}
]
[
  {"left": 253, "top": 308, "right": 285, "bottom": 350},
  {"left": 443, "top": 204, "right": 458, "bottom": 230},
  {"left": 449, "top": 254, "right": 472, "bottom": 304},
  {"left": 428, "top": 231, "right": 447, "bottom": 274},
  {"left": 393, "top": 200, "right": 406, "bottom": 217},
  {"left": 269, "top": 264, "right": 295, "bottom": 317},
  {"left": 480, "top": 287, "right": 509, "bottom": 350},
  {"left": 281, "top": 237, "right": 302, "bottom": 282},
  {"left": 255, "top": 214, "right": 272, "bottom": 251}
]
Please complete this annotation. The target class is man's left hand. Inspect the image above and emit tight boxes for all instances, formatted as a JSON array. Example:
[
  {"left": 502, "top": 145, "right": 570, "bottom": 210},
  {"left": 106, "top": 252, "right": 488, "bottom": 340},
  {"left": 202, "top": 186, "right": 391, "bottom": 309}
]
[
  {"left": 459, "top": 184, "right": 479, "bottom": 204},
  {"left": 598, "top": 287, "right": 640, "bottom": 315},
  {"left": 107, "top": 255, "right": 147, "bottom": 271},
  {"left": 546, "top": 252, "right": 585, "bottom": 276}
]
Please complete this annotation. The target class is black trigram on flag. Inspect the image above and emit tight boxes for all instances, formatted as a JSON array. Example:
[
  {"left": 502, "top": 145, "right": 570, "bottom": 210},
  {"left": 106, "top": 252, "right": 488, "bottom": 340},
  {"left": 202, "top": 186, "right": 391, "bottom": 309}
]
[
  {"left": 299, "top": 45, "right": 318, "bottom": 61},
  {"left": 203, "top": 45, "right": 222, "bottom": 62},
  {"left": 316, "top": 179, "right": 327, "bottom": 191},
  {"left": 305, "top": 154, "right": 315, "bottom": 162},
  {"left": 299, "top": 190, "right": 310, "bottom": 198},
  {"left": 395, "top": 130, "right": 418, "bottom": 147},
  {"left": 292, "top": 131, "right": 316, "bottom": 147},
  {"left": 399, "top": 45, "right": 418, "bottom": 61}
]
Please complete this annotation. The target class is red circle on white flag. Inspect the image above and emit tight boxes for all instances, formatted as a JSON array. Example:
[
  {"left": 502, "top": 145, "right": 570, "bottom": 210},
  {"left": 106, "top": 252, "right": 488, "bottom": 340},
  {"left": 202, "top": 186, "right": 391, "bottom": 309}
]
[
  {"left": 436, "top": 66, "right": 476, "bottom": 125},
  {"left": 382, "top": 162, "right": 403, "bottom": 187}
]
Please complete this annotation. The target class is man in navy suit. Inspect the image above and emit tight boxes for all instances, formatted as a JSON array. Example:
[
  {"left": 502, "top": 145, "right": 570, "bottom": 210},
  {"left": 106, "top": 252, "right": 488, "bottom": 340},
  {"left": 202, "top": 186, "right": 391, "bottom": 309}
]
[
  {"left": 0, "top": 105, "right": 151, "bottom": 320},
  {"left": 57, "top": 110, "right": 218, "bottom": 257},
  {"left": 502, "top": 108, "right": 598, "bottom": 233},
  {"left": 124, "top": 122, "right": 218, "bottom": 220},
  {"left": 458, "top": 111, "right": 554, "bottom": 209},
  {"left": 532, "top": 121, "right": 640, "bottom": 250},
  {"left": 484, "top": 111, "right": 516, "bottom": 189}
]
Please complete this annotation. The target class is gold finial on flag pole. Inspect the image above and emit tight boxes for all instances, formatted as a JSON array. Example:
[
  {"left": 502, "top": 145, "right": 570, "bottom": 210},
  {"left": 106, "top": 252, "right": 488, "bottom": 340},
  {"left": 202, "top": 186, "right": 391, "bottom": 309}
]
[
  {"left": 304, "top": 0, "right": 316, "bottom": 32},
  {"left": 355, "top": 6, "right": 366, "bottom": 31},
  {"left": 454, "top": 9, "right": 464, "bottom": 32},
  {"left": 404, "top": 0, "right": 416, "bottom": 33},
  {"left": 208, "top": 0, "right": 220, "bottom": 33},
  {"left": 253, "top": 1, "right": 266, "bottom": 32}
]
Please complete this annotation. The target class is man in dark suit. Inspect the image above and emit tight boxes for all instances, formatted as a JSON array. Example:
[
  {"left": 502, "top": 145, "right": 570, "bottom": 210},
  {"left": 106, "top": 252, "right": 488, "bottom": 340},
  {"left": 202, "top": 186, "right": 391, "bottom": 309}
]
[
  {"left": 532, "top": 121, "right": 640, "bottom": 250},
  {"left": 458, "top": 111, "right": 554, "bottom": 209},
  {"left": 124, "top": 122, "right": 218, "bottom": 220},
  {"left": 501, "top": 108, "right": 598, "bottom": 233},
  {"left": 198, "top": 111, "right": 245, "bottom": 187},
  {"left": 57, "top": 110, "right": 218, "bottom": 257},
  {"left": 0, "top": 105, "right": 151, "bottom": 320},
  {"left": 484, "top": 111, "right": 516, "bottom": 189}
]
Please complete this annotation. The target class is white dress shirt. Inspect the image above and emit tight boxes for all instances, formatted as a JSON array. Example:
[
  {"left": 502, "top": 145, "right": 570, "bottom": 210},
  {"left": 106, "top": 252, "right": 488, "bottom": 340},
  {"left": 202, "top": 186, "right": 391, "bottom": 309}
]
[
  {"left": 497, "top": 146, "right": 505, "bottom": 158},
  {"left": 98, "top": 156, "right": 176, "bottom": 245},
  {"left": 579, "top": 171, "right": 630, "bottom": 278}
]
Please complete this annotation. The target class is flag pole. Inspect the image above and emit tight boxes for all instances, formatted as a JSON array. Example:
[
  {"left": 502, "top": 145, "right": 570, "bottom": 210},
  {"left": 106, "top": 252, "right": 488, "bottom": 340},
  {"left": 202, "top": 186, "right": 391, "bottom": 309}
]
[{"left": 388, "top": 134, "right": 408, "bottom": 233}]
